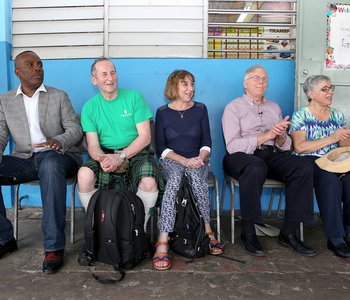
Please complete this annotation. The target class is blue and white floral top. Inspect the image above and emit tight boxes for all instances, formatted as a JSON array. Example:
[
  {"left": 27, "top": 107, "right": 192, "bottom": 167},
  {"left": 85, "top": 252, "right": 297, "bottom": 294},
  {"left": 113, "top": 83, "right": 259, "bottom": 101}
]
[{"left": 289, "top": 106, "right": 346, "bottom": 157}]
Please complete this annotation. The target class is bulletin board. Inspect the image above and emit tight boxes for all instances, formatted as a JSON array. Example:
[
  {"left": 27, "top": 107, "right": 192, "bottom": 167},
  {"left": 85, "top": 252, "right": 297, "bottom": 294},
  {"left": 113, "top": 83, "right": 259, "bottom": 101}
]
[{"left": 326, "top": 3, "right": 350, "bottom": 69}]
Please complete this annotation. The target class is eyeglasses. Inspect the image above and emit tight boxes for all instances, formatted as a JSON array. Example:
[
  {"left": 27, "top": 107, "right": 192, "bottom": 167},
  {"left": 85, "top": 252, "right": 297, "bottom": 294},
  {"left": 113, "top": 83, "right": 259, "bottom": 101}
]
[
  {"left": 319, "top": 85, "right": 335, "bottom": 92},
  {"left": 246, "top": 75, "right": 269, "bottom": 83}
]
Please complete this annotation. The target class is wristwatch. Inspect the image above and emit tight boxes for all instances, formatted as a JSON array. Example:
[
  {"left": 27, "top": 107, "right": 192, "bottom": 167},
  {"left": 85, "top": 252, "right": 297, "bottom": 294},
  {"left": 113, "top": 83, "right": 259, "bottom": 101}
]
[
  {"left": 119, "top": 152, "right": 127, "bottom": 161},
  {"left": 277, "top": 133, "right": 286, "bottom": 140}
]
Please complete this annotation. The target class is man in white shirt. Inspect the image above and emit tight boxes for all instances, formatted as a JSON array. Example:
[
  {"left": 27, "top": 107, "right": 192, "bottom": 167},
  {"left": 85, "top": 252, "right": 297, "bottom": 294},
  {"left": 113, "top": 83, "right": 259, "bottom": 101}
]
[{"left": 0, "top": 51, "right": 82, "bottom": 274}]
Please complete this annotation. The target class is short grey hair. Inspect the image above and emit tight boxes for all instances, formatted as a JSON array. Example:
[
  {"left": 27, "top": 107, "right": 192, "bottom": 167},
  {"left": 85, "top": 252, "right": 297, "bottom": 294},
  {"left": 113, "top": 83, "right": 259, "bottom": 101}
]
[
  {"left": 303, "top": 75, "right": 331, "bottom": 101},
  {"left": 244, "top": 64, "right": 267, "bottom": 81},
  {"left": 91, "top": 57, "right": 115, "bottom": 77}
]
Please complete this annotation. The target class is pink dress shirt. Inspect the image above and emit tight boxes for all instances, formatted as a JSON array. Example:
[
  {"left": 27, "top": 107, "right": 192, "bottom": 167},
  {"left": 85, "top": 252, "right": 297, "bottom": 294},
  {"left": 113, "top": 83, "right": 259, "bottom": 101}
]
[{"left": 222, "top": 94, "right": 292, "bottom": 154}]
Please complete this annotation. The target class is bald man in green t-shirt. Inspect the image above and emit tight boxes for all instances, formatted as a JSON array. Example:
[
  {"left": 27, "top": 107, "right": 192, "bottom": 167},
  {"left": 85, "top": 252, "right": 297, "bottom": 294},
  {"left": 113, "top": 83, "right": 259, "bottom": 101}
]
[{"left": 78, "top": 57, "right": 163, "bottom": 231}]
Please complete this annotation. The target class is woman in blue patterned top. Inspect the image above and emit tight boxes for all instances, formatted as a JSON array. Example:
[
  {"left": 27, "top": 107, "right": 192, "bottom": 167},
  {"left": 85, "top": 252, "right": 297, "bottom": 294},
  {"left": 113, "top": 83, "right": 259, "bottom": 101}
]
[
  {"left": 153, "top": 70, "right": 223, "bottom": 271},
  {"left": 290, "top": 74, "right": 350, "bottom": 258}
]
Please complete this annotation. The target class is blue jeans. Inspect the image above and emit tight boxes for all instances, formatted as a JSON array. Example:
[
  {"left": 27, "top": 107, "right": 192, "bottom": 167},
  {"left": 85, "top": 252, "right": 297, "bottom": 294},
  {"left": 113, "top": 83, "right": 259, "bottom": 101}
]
[{"left": 0, "top": 151, "right": 78, "bottom": 251}]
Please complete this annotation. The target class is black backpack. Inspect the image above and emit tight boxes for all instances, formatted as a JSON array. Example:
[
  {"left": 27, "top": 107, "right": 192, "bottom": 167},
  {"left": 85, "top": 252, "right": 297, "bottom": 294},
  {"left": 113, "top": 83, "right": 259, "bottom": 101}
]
[
  {"left": 80, "top": 188, "right": 149, "bottom": 283},
  {"left": 169, "top": 174, "right": 210, "bottom": 259}
]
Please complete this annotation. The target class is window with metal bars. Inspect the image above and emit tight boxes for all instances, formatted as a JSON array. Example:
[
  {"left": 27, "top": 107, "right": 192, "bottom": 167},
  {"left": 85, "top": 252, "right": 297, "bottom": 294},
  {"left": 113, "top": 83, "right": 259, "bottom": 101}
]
[{"left": 208, "top": 0, "right": 297, "bottom": 59}]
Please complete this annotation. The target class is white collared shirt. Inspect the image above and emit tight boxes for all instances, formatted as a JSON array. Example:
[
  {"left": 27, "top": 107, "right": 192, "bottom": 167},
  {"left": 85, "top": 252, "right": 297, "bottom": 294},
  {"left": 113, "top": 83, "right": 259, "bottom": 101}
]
[{"left": 17, "top": 84, "right": 47, "bottom": 152}]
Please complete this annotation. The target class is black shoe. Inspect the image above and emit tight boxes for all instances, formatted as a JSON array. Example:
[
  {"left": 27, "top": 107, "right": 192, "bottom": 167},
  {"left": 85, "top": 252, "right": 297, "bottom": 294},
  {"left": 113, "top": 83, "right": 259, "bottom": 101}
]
[
  {"left": 240, "top": 233, "right": 266, "bottom": 257},
  {"left": 42, "top": 249, "right": 64, "bottom": 274},
  {"left": 345, "top": 236, "right": 350, "bottom": 248},
  {"left": 327, "top": 240, "right": 350, "bottom": 258},
  {"left": 278, "top": 234, "right": 316, "bottom": 257},
  {"left": 78, "top": 250, "right": 93, "bottom": 266},
  {"left": 0, "top": 238, "right": 17, "bottom": 258}
]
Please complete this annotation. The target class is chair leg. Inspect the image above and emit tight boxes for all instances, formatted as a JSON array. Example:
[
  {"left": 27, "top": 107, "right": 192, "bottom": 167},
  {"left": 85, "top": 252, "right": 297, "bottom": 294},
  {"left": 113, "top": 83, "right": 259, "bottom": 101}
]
[
  {"left": 210, "top": 180, "right": 215, "bottom": 211},
  {"left": 214, "top": 177, "right": 220, "bottom": 243},
  {"left": 276, "top": 190, "right": 285, "bottom": 218},
  {"left": 220, "top": 176, "right": 236, "bottom": 244},
  {"left": 220, "top": 178, "right": 226, "bottom": 213},
  {"left": 267, "top": 188, "right": 276, "bottom": 217},
  {"left": 12, "top": 180, "right": 78, "bottom": 244},
  {"left": 70, "top": 181, "right": 77, "bottom": 244},
  {"left": 220, "top": 177, "right": 227, "bottom": 241},
  {"left": 14, "top": 185, "right": 29, "bottom": 241},
  {"left": 14, "top": 184, "right": 20, "bottom": 241},
  {"left": 150, "top": 210, "right": 154, "bottom": 242},
  {"left": 229, "top": 181, "right": 235, "bottom": 244}
]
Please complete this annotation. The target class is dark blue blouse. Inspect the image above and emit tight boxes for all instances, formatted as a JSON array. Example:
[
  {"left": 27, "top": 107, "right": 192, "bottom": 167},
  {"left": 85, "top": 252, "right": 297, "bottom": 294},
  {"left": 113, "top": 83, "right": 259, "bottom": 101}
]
[{"left": 155, "top": 102, "right": 212, "bottom": 158}]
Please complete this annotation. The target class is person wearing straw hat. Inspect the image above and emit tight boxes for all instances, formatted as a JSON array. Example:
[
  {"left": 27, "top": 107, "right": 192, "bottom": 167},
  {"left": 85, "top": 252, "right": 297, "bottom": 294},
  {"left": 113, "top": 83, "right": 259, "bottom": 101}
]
[{"left": 290, "top": 74, "right": 350, "bottom": 258}]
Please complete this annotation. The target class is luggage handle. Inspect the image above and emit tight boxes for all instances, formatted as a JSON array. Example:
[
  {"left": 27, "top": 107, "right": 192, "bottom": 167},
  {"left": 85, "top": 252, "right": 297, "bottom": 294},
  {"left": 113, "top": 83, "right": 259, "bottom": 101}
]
[{"left": 84, "top": 189, "right": 103, "bottom": 257}]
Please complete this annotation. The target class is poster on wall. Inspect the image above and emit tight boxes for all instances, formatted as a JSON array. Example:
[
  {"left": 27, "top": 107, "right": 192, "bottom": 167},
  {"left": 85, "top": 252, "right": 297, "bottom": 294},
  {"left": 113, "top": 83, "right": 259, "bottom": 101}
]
[{"left": 326, "top": 3, "right": 350, "bottom": 69}]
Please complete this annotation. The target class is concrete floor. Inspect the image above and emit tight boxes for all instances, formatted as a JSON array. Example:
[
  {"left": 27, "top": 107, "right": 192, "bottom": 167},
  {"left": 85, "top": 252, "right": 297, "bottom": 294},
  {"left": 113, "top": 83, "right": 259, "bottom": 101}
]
[{"left": 1, "top": 208, "right": 350, "bottom": 300}]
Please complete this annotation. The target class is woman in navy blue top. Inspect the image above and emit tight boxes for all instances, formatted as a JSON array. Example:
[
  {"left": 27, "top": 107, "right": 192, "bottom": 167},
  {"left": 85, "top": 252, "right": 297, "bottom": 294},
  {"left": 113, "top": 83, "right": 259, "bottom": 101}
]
[{"left": 153, "top": 70, "right": 223, "bottom": 271}]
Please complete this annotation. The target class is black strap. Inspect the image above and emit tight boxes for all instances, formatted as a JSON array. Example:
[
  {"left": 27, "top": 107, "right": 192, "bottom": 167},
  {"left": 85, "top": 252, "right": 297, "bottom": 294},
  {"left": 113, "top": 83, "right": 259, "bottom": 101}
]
[
  {"left": 216, "top": 254, "right": 246, "bottom": 264},
  {"left": 184, "top": 174, "right": 207, "bottom": 251},
  {"left": 173, "top": 174, "right": 189, "bottom": 232},
  {"left": 84, "top": 189, "right": 103, "bottom": 258}
]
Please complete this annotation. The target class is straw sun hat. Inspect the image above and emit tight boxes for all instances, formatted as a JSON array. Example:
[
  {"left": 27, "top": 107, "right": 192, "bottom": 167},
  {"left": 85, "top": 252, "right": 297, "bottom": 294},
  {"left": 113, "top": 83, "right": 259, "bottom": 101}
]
[{"left": 315, "top": 146, "right": 350, "bottom": 173}]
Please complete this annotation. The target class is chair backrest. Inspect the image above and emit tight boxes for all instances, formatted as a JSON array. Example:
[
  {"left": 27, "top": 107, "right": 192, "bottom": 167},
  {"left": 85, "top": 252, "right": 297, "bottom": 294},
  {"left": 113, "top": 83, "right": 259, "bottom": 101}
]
[{"left": 148, "top": 120, "right": 156, "bottom": 155}]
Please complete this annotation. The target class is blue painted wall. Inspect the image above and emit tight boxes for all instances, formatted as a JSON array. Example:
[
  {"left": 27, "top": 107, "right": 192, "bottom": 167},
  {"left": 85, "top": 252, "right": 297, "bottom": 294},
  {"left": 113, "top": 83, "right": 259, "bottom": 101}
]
[
  {"left": 4, "top": 58, "right": 295, "bottom": 210},
  {"left": 1, "top": 2, "right": 295, "bottom": 211},
  {"left": 0, "top": 0, "right": 13, "bottom": 205},
  {"left": 0, "top": 0, "right": 11, "bottom": 93}
]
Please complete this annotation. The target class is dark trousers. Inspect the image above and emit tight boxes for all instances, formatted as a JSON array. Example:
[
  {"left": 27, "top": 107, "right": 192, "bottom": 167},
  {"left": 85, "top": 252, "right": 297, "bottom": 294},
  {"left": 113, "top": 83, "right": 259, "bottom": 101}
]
[
  {"left": 223, "top": 149, "right": 314, "bottom": 225},
  {"left": 305, "top": 156, "right": 350, "bottom": 238}
]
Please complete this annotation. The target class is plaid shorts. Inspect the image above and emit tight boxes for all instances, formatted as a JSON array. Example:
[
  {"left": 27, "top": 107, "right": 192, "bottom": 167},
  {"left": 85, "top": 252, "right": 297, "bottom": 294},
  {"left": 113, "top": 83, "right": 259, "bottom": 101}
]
[{"left": 83, "top": 149, "right": 164, "bottom": 196}]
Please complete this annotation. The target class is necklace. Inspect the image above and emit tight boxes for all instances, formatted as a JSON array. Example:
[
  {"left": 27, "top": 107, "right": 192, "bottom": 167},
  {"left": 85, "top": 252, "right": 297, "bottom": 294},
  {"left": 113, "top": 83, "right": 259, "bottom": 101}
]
[
  {"left": 178, "top": 110, "right": 186, "bottom": 119},
  {"left": 170, "top": 101, "right": 193, "bottom": 119}
]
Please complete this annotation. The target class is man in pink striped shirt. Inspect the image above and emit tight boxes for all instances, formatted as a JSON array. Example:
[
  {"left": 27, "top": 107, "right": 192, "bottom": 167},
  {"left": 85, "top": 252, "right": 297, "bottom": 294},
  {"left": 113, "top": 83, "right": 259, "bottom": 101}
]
[{"left": 222, "top": 65, "right": 315, "bottom": 258}]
